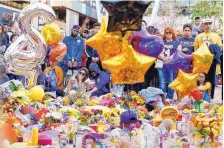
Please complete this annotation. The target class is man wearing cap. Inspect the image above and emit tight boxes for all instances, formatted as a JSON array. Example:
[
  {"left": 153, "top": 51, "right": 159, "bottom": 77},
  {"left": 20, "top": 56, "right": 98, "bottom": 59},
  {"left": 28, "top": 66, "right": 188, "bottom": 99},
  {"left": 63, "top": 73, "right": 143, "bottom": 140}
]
[
  {"left": 194, "top": 18, "right": 222, "bottom": 100},
  {"left": 59, "top": 25, "right": 84, "bottom": 78},
  {"left": 86, "top": 23, "right": 102, "bottom": 70},
  {"left": 194, "top": 18, "right": 222, "bottom": 50}
]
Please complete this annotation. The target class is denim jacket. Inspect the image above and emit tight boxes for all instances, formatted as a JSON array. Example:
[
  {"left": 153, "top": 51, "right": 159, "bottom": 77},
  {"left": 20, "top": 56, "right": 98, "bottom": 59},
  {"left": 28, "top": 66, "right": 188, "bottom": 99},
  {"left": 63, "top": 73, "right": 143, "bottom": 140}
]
[{"left": 63, "top": 35, "right": 84, "bottom": 62}]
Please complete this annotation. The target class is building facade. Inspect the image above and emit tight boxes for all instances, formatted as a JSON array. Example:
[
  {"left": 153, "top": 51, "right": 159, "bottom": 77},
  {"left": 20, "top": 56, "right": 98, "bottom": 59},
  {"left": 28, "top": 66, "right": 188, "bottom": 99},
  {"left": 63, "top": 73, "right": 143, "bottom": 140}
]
[{"left": 0, "top": 0, "right": 106, "bottom": 35}]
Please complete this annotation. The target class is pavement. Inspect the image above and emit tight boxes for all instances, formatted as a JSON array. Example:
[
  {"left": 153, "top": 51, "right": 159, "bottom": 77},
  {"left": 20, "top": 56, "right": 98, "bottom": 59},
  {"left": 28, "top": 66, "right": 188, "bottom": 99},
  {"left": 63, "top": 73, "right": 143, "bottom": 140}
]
[{"left": 213, "top": 86, "right": 222, "bottom": 103}]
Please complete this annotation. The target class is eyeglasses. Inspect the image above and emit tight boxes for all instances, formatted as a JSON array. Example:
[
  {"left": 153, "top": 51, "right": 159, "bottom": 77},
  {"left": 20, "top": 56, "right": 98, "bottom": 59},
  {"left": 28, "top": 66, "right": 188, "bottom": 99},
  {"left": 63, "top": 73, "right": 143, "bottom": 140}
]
[
  {"left": 165, "top": 32, "right": 172, "bottom": 35},
  {"left": 79, "top": 71, "right": 86, "bottom": 76}
]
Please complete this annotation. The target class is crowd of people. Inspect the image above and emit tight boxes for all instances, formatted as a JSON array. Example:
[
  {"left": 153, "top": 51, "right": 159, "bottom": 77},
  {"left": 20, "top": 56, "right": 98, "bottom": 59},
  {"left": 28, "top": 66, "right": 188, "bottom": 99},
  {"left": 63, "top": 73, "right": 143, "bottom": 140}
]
[{"left": 0, "top": 16, "right": 222, "bottom": 102}]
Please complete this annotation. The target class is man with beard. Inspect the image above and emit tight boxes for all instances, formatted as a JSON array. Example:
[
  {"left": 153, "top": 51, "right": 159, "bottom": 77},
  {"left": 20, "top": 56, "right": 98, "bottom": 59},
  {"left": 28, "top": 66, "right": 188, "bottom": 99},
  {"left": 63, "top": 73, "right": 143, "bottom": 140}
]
[{"left": 58, "top": 25, "right": 84, "bottom": 82}]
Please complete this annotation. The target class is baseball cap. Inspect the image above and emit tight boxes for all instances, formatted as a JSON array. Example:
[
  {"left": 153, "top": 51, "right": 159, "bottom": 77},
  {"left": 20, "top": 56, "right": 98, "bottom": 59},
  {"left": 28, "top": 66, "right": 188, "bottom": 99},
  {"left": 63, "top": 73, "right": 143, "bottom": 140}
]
[
  {"left": 120, "top": 110, "right": 138, "bottom": 124},
  {"left": 202, "top": 18, "right": 212, "bottom": 24},
  {"left": 72, "top": 25, "right": 80, "bottom": 30}
]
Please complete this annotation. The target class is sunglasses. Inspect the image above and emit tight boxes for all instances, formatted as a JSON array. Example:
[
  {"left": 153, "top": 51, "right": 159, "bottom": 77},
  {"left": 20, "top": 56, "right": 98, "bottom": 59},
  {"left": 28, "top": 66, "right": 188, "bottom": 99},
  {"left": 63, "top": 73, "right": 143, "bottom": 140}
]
[
  {"left": 165, "top": 32, "right": 172, "bottom": 35},
  {"left": 90, "top": 71, "right": 96, "bottom": 74},
  {"left": 79, "top": 71, "right": 86, "bottom": 76}
]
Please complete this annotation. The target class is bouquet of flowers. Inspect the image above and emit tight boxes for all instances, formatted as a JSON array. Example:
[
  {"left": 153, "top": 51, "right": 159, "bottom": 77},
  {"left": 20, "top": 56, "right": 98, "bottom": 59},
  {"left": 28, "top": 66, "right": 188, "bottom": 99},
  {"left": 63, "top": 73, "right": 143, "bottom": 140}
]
[
  {"left": 44, "top": 111, "right": 64, "bottom": 125},
  {"left": 191, "top": 113, "right": 222, "bottom": 147}
]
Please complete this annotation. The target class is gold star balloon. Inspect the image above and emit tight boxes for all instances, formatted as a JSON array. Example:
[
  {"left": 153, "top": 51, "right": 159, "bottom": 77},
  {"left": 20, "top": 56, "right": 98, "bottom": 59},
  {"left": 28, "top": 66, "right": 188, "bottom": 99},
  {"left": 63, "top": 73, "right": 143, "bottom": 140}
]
[
  {"left": 102, "top": 40, "right": 156, "bottom": 84},
  {"left": 86, "top": 16, "right": 126, "bottom": 61},
  {"left": 192, "top": 43, "right": 214, "bottom": 74},
  {"left": 169, "top": 70, "right": 199, "bottom": 99}
]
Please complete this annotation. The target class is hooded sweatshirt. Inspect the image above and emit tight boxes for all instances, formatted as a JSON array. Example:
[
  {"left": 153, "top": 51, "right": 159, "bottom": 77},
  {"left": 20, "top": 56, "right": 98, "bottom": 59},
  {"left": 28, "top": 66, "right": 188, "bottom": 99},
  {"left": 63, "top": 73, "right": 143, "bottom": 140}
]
[{"left": 89, "top": 63, "right": 109, "bottom": 96}]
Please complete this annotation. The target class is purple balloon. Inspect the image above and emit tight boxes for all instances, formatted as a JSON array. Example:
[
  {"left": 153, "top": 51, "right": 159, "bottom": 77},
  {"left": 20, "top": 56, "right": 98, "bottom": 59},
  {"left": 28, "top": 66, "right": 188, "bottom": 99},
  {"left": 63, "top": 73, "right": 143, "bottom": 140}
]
[
  {"left": 130, "top": 28, "right": 164, "bottom": 58},
  {"left": 164, "top": 50, "right": 192, "bottom": 72}
]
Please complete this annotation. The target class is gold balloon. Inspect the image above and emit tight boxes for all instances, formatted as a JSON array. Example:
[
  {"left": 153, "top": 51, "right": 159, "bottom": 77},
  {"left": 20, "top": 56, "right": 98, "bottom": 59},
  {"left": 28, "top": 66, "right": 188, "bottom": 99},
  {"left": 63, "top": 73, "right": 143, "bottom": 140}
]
[
  {"left": 41, "top": 23, "right": 62, "bottom": 45},
  {"left": 169, "top": 70, "right": 199, "bottom": 99},
  {"left": 86, "top": 17, "right": 126, "bottom": 61},
  {"left": 192, "top": 43, "right": 214, "bottom": 74},
  {"left": 102, "top": 40, "right": 156, "bottom": 84}
]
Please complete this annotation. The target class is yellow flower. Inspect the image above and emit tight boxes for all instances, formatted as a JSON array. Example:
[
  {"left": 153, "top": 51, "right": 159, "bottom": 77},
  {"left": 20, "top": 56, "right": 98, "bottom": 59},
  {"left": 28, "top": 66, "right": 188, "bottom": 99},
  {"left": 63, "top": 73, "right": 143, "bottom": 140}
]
[
  {"left": 63, "top": 96, "right": 70, "bottom": 105},
  {"left": 75, "top": 99, "right": 84, "bottom": 106},
  {"left": 111, "top": 108, "right": 120, "bottom": 117},
  {"left": 103, "top": 111, "right": 111, "bottom": 119},
  {"left": 138, "top": 111, "right": 145, "bottom": 119},
  {"left": 136, "top": 96, "right": 144, "bottom": 105}
]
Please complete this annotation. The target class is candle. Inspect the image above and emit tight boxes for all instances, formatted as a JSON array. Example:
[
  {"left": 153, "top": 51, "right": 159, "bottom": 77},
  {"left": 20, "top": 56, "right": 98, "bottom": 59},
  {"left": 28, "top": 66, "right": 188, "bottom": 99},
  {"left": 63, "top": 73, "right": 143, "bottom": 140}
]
[{"left": 31, "top": 127, "right": 39, "bottom": 146}]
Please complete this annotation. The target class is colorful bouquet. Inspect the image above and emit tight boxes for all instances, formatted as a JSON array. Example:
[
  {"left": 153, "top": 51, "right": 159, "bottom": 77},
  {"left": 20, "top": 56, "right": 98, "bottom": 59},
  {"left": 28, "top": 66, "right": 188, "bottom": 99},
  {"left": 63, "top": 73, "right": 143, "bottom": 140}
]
[{"left": 191, "top": 113, "right": 222, "bottom": 146}]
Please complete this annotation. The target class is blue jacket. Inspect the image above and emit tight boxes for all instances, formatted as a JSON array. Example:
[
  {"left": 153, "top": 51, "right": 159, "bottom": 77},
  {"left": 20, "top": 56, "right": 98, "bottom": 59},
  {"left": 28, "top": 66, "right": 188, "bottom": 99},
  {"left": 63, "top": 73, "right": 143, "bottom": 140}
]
[
  {"left": 63, "top": 35, "right": 84, "bottom": 62},
  {"left": 86, "top": 35, "right": 99, "bottom": 58},
  {"left": 209, "top": 44, "right": 222, "bottom": 64},
  {"left": 89, "top": 63, "right": 110, "bottom": 96}
]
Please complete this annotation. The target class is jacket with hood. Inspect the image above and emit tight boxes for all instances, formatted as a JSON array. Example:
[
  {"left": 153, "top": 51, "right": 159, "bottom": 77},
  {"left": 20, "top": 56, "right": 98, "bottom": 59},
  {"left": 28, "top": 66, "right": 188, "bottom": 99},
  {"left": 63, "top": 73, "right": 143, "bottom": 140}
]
[
  {"left": 63, "top": 35, "right": 84, "bottom": 63},
  {"left": 89, "top": 63, "right": 109, "bottom": 96}
]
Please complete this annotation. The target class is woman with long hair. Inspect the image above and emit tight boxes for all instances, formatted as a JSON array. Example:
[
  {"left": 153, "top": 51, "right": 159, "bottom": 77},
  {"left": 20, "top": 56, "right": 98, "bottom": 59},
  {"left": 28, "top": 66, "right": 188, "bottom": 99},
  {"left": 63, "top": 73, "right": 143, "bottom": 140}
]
[
  {"left": 67, "top": 67, "right": 94, "bottom": 95},
  {"left": 157, "top": 27, "right": 181, "bottom": 99}
]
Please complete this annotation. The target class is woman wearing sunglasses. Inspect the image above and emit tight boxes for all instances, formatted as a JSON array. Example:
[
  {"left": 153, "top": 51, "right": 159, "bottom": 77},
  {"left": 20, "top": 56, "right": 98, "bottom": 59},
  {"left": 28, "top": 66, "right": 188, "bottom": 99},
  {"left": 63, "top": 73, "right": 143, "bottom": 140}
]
[
  {"left": 157, "top": 27, "right": 182, "bottom": 99},
  {"left": 67, "top": 67, "right": 94, "bottom": 95}
]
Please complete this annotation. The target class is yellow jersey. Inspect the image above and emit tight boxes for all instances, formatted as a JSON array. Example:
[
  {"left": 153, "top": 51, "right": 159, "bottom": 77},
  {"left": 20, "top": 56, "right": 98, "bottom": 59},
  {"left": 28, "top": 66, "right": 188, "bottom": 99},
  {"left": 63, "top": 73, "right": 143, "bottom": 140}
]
[{"left": 194, "top": 32, "right": 222, "bottom": 50}]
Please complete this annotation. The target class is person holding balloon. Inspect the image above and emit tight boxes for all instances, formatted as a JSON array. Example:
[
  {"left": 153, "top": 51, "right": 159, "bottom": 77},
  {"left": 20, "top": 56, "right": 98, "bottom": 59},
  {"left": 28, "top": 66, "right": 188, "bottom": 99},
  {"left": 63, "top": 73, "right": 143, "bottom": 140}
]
[{"left": 157, "top": 27, "right": 181, "bottom": 99}]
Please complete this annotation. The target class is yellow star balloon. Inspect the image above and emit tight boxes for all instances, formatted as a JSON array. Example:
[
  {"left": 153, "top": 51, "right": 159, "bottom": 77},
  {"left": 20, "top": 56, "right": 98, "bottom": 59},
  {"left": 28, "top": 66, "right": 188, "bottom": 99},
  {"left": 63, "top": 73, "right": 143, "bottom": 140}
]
[
  {"left": 192, "top": 43, "right": 214, "bottom": 74},
  {"left": 169, "top": 70, "right": 199, "bottom": 99},
  {"left": 86, "top": 16, "right": 126, "bottom": 61},
  {"left": 102, "top": 40, "right": 156, "bottom": 84}
]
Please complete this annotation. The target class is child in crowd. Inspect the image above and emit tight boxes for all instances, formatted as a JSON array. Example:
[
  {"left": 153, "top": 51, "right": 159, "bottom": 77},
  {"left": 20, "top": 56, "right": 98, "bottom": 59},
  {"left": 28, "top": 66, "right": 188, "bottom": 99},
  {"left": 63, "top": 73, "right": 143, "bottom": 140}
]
[{"left": 197, "top": 73, "right": 211, "bottom": 103}]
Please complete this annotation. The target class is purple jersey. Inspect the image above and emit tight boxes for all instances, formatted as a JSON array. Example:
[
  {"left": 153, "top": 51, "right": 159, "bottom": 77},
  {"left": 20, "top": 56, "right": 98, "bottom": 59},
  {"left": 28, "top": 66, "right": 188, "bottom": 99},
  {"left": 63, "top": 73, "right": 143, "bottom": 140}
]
[{"left": 162, "top": 39, "right": 180, "bottom": 57}]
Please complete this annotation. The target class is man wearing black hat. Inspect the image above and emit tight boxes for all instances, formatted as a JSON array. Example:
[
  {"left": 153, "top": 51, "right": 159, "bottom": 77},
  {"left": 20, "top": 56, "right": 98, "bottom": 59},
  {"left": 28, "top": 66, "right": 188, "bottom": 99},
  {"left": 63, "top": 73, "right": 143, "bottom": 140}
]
[
  {"left": 58, "top": 25, "right": 84, "bottom": 79},
  {"left": 86, "top": 22, "right": 102, "bottom": 70}
]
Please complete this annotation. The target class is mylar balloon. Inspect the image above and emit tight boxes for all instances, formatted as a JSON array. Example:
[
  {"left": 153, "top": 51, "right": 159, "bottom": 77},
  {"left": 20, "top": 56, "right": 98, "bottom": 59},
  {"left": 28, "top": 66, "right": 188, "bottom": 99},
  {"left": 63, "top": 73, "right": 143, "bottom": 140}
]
[
  {"left": 86, "top": 16, "right": 124, "bottom": 61},
  {"left": 102, "top": 39, "right": 156, "bottom": 84},
  {"left": 41, "top": 23, "right": 62, "bottom": 46},
  {"left": 129, "top": 27, "right": 164, "bottom": 58},
  {"left": 164, "top": 50, "right": 192, "bottom": 72},
  {"left": 49, "top": 43, "right": 67, "bottom": 64},
  {"left": 29, "top": 86, "right": 45, "bottom": 102},
  {"left": 192, "top": 43, "right": 214, "bottom": 74},
  {"left": 101, "top": 1, "right": 152, "bottom": 32},
  {"left": 4, "top": 3, "right": 56, "bottom": 88},
  {"left": 168, "top": 70, "right": 199, "bottom": 99}
]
